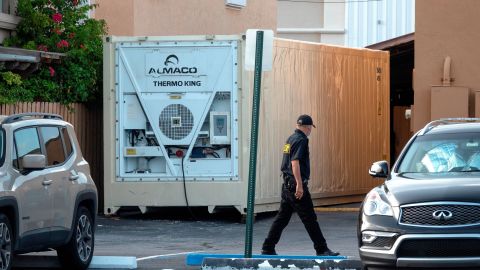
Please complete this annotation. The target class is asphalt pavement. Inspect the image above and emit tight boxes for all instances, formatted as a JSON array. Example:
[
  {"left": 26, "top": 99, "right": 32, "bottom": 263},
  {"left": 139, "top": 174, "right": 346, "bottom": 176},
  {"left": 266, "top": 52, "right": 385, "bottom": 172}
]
[
  {"left": 11, "top": 207, "right": 361, "bottom": 270},
  {"left": 94, "top": 207, "right": 360, "bottom": 270}
]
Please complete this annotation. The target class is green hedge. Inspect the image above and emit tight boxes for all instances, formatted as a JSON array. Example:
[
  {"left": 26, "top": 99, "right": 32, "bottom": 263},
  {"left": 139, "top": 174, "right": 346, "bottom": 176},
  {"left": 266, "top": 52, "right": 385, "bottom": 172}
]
[{"left": 1, "top": 0, "right": 106, "bottom": 104}]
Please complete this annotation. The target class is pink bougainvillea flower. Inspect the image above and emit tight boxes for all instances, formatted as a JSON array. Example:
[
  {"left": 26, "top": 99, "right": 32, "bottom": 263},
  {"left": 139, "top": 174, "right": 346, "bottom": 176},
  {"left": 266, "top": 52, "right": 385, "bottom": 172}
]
[
  {"left": 37, "top": 44, "right": 48, "bottom": 52},
  {"left": 52, "top": 13, "right": 63, "bottom": 23},
  {"left": 80, "top": 44, "right": 86, "bottom": 49},
  {"left": 73, "top": 0, "right": 78, "bottom": 6},
  {"left": 56, "top": 40, "right": 69, "bottom": 48},
  {"left": 49, "top": 66, "right": 55, "bottom": 77},
  {"left": 68, "top": 32, "right": 75, "bottom": 39},
  {"left": 53, "top": 28, "right": 63, "bottom": 35}
]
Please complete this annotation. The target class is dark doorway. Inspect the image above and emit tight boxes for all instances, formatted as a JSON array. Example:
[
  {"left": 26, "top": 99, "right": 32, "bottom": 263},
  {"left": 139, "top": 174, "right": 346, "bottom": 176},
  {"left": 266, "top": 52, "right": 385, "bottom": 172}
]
[{"left": 367, "top": 33, "right": 415, "bottom": 163}]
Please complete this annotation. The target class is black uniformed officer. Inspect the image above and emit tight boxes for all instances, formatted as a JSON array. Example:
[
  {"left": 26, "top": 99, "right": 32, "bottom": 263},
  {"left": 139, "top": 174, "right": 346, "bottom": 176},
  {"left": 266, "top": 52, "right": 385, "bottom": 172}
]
[{"left": 261, "top": 114, "right": 340, "bottom": 256}]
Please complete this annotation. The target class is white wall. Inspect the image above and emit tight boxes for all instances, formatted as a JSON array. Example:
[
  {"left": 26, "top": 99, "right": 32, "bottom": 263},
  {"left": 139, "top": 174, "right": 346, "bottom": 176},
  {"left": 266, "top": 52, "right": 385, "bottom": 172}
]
[
  {"left": 346, "top": 0, "right": 415, "bottom": 48},
  {"left": 276, "top": 0, "right": 414, "bottom": 47},
  {"left": 276, "top": 0, "right": 345, "bottom": 45}
]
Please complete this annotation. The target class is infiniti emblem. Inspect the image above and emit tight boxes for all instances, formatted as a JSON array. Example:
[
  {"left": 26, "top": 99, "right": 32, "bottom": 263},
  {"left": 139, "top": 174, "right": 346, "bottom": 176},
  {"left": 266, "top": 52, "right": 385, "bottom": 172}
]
[{"left": 432, "top": 210, "right": 453, "bottom": 221}]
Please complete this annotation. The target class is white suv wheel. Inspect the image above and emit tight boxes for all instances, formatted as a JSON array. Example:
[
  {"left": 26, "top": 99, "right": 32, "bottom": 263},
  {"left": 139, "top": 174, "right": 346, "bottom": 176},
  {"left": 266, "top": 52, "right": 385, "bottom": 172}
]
[
  {"left": 76, "top": 214, "right": 93, "bottom": 262},
  {"left": 57, "top": 206, "right": 95, "bottom": 270},
  {"left": 0, "top": 215, "right": 12, "bottom": 270}
]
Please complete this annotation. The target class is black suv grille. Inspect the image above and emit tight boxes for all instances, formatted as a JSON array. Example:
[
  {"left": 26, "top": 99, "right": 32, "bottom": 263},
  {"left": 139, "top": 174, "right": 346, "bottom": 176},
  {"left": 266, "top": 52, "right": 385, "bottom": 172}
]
[
  {"left": 400, "top": 204, "right": 480, "bottom": 226},
  {"left": 398, "top": 239, "right": 480, "bottom": 257}
]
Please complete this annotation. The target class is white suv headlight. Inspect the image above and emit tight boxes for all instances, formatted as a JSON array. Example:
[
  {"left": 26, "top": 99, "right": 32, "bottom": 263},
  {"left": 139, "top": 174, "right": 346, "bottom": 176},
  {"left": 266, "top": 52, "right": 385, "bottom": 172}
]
[{"left": 364, "top": 189, "right": 393, "bottom": 216}]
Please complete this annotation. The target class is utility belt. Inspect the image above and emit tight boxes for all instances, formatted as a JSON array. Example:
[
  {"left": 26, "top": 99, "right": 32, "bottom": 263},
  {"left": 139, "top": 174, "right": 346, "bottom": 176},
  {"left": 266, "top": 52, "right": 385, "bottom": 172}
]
[{"left": 282, "top": 173, "right": 308, "bottom": 190}]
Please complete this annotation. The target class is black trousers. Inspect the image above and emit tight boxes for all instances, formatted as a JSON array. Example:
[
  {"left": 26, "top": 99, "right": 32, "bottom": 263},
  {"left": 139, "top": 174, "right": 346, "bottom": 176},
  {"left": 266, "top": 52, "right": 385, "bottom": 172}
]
[{"left": 262, "top": 182, "right": 328, "bottom": 253}]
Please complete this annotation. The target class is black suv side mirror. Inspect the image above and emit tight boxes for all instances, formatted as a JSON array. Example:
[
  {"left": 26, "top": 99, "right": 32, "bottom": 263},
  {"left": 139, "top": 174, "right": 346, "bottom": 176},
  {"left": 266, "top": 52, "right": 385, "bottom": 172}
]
[{"left": 369, "top": 160, "right": 389, "bottom": 178}]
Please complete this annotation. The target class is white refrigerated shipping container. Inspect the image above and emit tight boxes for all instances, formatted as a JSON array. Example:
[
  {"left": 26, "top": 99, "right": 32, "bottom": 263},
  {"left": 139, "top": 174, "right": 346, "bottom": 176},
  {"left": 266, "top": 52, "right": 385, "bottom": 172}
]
[{"left": 103, "top": 35, "right": 390, "bottom": 216}]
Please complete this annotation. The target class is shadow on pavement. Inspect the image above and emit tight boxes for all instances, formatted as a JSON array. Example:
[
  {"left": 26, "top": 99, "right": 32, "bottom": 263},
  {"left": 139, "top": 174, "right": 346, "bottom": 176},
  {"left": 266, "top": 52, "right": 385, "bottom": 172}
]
[{"left": 114, "top": 206, "right": 271, "bottom": 223}]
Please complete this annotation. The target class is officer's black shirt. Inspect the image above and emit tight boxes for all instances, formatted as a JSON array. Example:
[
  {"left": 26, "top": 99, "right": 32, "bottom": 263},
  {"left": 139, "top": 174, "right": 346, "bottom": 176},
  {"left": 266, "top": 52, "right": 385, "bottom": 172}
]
[{"left": 281, "top": 129, "right": 310, "bottom": 181}]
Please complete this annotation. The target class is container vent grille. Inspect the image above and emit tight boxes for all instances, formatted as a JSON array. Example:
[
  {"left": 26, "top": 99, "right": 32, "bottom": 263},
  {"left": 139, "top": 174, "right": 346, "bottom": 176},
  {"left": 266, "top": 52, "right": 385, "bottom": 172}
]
[{"left": 159, "top": 104, "right": 194, "bottom": 140}]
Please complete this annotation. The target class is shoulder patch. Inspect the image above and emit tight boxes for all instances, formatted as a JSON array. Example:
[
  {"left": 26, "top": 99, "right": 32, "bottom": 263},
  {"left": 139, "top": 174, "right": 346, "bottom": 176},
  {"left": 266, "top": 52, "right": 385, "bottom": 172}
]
[{"left": 283, "top": 143, "right": 291, "bottom": 154}]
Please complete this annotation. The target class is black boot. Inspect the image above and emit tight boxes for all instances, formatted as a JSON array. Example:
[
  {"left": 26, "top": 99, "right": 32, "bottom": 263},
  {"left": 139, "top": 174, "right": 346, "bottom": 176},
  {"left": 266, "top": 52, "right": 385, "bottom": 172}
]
[
  {"left": 261, "top": 248, "right": 277, "bottom": 255},
  {"left": 316, "top": 248, "right": 340, "bottom": 256}
]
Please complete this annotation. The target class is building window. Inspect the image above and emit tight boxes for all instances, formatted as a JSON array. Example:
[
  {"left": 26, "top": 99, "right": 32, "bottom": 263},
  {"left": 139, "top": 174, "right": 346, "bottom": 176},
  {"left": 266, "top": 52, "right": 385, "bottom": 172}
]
[{"left": 225, "top": 0, "right": 246, "bottom": 9}]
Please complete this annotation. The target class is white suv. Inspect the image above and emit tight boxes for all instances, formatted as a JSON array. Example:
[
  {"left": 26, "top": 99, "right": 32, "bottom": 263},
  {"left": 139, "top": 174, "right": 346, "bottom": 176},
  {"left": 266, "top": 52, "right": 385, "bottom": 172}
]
[{"left": 0, "top": 113, "right": 97, "bottom": 270}]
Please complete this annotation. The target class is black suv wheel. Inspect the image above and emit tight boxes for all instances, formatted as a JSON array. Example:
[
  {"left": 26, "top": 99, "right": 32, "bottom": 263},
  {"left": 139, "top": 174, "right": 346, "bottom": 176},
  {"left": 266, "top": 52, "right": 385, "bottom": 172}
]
[{"left": 57, "top": 206, "right": 94, "bottom": 270}]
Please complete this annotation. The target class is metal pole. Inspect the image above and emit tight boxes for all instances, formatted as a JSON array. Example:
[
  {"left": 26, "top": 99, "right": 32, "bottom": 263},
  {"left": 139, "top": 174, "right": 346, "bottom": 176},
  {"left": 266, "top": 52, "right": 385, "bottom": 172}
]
[{"left": 244, "top": 30, "right": 264, "bottom": 258}]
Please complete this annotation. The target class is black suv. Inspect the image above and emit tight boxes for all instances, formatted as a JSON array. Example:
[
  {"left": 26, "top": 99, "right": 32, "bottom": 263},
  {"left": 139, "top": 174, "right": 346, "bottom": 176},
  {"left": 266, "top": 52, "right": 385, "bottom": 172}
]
[{"left": 358, "top": 119, "right": 480, "bottom": 269}]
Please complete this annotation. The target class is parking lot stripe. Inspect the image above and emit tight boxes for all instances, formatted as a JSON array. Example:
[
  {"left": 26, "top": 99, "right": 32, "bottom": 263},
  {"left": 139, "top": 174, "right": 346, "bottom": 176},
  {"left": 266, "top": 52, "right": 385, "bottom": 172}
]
[{"left": 137, "top": 251, "right": 204, "bottom": 261}]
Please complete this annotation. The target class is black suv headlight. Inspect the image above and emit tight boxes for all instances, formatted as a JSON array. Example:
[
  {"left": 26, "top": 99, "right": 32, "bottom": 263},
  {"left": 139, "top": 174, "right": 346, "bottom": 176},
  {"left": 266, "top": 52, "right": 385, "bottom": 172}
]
[{"left": 363, "top": 189, "right": 393, "bottom": 217}]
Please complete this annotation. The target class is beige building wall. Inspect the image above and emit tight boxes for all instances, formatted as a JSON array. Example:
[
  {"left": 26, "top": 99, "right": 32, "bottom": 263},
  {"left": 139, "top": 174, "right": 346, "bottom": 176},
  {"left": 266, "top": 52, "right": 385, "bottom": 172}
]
[
  {"left": 94, "top": 0, "right": 276, "bottom": 36},
  {"left": 277, "top": 0, "right": 345, "bottom": 45},
  {"left": 93, "top": 0, "right": 135, "bottom": 35},
  {"left": 413, "top": 0, "right": 480, "bottom": 131}
]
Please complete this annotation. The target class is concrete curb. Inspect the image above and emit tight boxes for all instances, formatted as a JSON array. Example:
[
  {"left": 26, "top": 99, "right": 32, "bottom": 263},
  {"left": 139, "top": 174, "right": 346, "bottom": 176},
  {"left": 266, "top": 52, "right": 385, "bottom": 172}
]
[
  {"left": 186, "top": 254, "right": 348, "bottom": 266},
  {"left": 201, "top": 258, "right": 363, "bottom": 270},
  {"left": 90, "top": 256, "right": 137, "bottom": 269}
]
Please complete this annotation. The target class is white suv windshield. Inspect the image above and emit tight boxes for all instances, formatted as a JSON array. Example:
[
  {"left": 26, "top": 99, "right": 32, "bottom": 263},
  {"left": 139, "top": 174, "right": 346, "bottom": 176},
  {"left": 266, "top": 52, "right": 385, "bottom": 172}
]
[{"left": 398, "top": 132, "right": 480, "bottom": 173}]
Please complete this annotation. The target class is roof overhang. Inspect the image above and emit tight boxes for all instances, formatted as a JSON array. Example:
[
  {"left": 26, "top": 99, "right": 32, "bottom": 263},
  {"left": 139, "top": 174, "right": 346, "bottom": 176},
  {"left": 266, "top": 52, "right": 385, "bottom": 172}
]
[
  {"left": 366, "top": 32, "right": 414, "bottom": 50},
  {"left": 366, "top": 32, "right": 414, "bottom": 57},
  {"left": 0, "top": 46, "right": 65, "bottom": 75}
]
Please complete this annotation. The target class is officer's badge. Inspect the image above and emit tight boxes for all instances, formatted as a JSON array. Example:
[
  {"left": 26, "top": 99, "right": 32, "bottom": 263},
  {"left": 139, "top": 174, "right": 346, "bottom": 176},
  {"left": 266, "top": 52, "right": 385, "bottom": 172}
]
[{"left": 283, "top": 143, "right": 291, "bottom": 153}]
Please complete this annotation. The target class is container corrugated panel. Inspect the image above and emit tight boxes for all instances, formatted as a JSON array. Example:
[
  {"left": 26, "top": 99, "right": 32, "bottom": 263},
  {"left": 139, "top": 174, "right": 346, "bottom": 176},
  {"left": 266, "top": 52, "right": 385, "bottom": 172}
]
[
  {"left": 245, "top": 38, "right": 390, "bottom": 205},
  {"left": 346, "top": 0, "right": 415, "bottom": 48}
]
